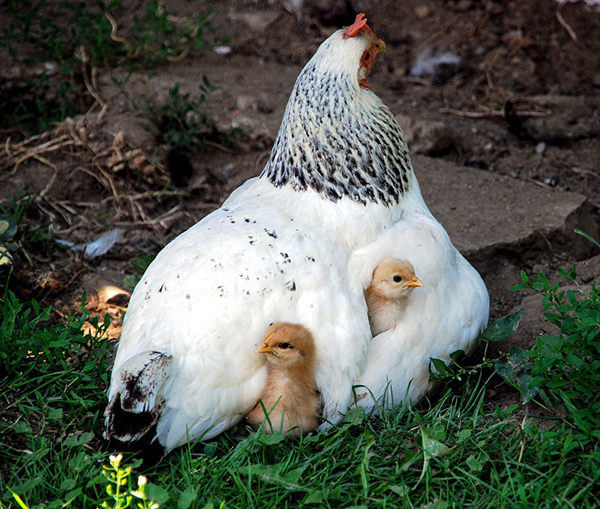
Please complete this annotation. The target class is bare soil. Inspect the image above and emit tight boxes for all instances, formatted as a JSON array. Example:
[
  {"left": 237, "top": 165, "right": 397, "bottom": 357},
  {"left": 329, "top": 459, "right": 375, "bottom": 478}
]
[{"left": 1, "top": 0, "right": 599, "bottom": 409}]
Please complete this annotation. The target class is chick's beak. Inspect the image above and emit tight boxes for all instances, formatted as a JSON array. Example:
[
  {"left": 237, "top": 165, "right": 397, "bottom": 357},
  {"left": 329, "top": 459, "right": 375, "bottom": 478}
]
[
  {"left": 258, "top": 343, "right": 274, "bottom": 354},
  {"left": 406, "top": 276, "right": 424, "bottom": 289}
]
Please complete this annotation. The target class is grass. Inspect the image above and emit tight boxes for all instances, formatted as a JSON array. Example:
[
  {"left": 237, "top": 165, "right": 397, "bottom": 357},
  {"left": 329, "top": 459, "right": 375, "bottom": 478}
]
[{"left": 1, "top": 257, "right": 599, "bottom": 507}]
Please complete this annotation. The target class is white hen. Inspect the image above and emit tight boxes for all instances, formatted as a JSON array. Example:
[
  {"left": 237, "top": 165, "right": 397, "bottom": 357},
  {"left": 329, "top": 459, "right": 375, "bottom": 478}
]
[{"left": 105, "top": 14, "right": 489, "bottom": 455}]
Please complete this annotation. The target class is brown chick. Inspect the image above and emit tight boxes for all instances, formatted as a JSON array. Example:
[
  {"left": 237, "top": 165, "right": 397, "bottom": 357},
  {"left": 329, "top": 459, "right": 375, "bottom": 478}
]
[
  {"left": 246, "top": 322, "right": 320, "bottom": 437},
  {"left": 365, "top": 258, "right": 424, "bottom": 336}
]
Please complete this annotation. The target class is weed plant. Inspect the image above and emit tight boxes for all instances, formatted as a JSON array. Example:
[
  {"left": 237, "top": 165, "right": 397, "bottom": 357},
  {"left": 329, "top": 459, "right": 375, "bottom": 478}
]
[
  {"left": 1, "top": 260, "right": 599, "bottom": 507},
  {"left": 506, "top": 268, "right": 600, "bottom": 444},
  {"left": 123, "top": 252, "right": 156, "bottom": 292},
  {"left": 0, "top": 0, "right": 214, "bottom": 132},
  {"left": 0, "top": 196, "right": 56, "bottom": 271},
  {"left": 147, "top": 81, "right": 243, "bottom": 155}
]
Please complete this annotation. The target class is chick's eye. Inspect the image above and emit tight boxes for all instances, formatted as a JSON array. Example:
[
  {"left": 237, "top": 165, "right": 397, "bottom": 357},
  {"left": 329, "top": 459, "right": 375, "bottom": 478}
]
[
  {"left": 393, "top": 275, "right": 402, "bottom": 283},
  {"left": 278, "top": 342, "right": 293, "bottom": 350}
]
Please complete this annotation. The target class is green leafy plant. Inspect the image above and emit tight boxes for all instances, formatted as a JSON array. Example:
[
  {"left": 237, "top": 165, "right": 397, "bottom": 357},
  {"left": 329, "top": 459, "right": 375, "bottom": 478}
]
[
  {"left": 1, "top": 283, "right": 598, "bottom": 506},
  {"left": 2, "top": 234, "right": 599, "bottom": 506},
  {"left": 0, "top": 196, "right": 54, "bottom": 274},
  {"left": 504, "top": 265, "right": 600, "bottom": 442},
  {"left": 101, "top": 453, "right": 165, "bottom": 509},
  {"left": 0, "top": 290, "right": 113, "bottom": 506},
  {"left": 0, "top": 213, "right": 18, "bottom": 267},
  {"left": 429, "top": 308, "right": 524, "bottom": 383},
  {"left": 129, "top": 2, "right": 214, "bottom": 65},
  {"left": 123, "top": 252, "right": 156, "bottom": 291}
]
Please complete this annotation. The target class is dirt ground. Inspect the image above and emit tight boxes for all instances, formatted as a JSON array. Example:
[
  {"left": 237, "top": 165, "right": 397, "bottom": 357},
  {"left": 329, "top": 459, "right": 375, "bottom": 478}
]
[{"left": 1, "top": 1, "right": 599, "bottom": 383}]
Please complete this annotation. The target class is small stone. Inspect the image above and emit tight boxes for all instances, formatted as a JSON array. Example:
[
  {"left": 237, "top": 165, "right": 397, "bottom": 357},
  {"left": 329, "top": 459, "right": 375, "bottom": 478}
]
[
  {"left": 233, "top": 11, "right": 280, "bottom": 33},
  {"left": 236, "top": 95, "right": 257, "bottom": 112},
  {"left": 257, "top": 93, "right": 274, "bottom": 114},
  {"left": 486, "top": 2, "right": 502, "bottom": 14},
  {"left": 535, "top": 142, "right": 546, "bottom": 154},
  {"left": 396, "top": 115, "right": 454, "bottom": 155},
  {"left": 455, "top": 0, "right": 473, "bottom": 11},
  {"left": 414, "top": 5, "right": 430, "bottom": 18},
  {"left": 213, "top": 46, "right": 232, "bottom": 55}
]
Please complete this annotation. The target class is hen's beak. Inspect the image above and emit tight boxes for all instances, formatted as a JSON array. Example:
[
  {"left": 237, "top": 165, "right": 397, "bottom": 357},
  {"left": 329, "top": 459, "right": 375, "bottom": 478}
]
[
  {"left": 359, "top": 38, "right": 386, "bottom": 89},
  {"left": 406, "top": 276, "right": 424, "bottom": 289},
  {"left": 374, "top": 39, "right": 386, "bottom": 55}
]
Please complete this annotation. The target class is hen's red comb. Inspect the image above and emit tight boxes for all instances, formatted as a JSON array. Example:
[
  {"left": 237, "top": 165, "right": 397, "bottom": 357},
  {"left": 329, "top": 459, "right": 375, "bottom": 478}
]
[{"left": 343, "top": 13, "right": 369, "bottom": 39}]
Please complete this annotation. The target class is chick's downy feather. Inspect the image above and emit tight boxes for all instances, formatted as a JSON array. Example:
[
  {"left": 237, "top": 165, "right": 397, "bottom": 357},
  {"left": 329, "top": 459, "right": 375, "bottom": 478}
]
[
  {"left": 365, "top": 258, "right": 423, "bottom": 336},
  {"left": 246, "top": 322, "right": 319, "bottom": 436}
]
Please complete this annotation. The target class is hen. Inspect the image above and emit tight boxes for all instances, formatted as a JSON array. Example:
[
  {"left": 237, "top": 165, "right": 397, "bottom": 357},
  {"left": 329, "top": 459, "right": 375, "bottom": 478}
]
[
  {"left": 105, "top": 14, "right": 489, "bottom": 455},
  {"left": 245, "top": 322, "right": 319, "bottom": 436}
]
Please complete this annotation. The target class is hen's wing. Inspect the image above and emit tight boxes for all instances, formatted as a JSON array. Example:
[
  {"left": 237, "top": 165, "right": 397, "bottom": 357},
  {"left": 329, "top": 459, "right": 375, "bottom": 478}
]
[
  {"left": 348, "top": 194, "right": 489, "bottom": 410},
  {"left": 107, "top": 178, "right": 372, "bottom": 451}
]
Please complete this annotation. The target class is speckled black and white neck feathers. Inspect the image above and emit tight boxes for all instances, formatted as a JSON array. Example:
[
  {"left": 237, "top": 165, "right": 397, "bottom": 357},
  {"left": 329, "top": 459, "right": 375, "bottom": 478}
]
[{"left": 260, "top": 30, "right": 413, "bottom": 206}]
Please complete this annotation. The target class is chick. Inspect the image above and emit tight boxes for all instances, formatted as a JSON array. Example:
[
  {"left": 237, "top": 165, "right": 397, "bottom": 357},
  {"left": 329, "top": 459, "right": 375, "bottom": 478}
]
[
  {"left": 365, "top": 258, "right": 423, "bottom": 336},
  {"left": 246, "top": 322, "right": 319, "bottom": 437}
]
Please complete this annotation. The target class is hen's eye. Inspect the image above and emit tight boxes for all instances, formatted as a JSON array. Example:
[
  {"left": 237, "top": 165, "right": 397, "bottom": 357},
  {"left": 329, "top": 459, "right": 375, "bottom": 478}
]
[
  {"left": 278, "top": 342, "right": 293, "bottom": 350},
  {"left": 393, "top": 275, "right": 402, "bottom": 283}
]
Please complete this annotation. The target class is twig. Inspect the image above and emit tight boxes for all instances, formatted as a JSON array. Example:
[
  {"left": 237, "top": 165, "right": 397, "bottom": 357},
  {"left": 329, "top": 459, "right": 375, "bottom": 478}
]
[
  {"left": 79, "top": 46, "right": 107, "bottom": 121},
  {"left": 65, "top": 266, "right": 87, "bottom": 289},
  {"left": 113, "top": 204, "right": 184, "bottom": 229},
  {"left": 403, "top": 77, "right": 431, "bottom": 87},
  {"left": 527, "top": 178, "right": 553, "bottom": 189},
  {"left": 167, "top": 51, "right": 189, "bottom": 63},
  {"left": 556, "top": 9, "right": 578, "bottom": 43},
  {"left": 440, "top": 108, "right": 498, "bottom": 119},
  {"left": 52, "top": 190, "right": 182, "bottom": 209},
  {"left": 1, "top": 135, "right": 74, "bottom": 171},
  {"left": 204, "top": 140, "right": 234, "bottom": 153},
  {"left": 106, "top": 12, "right": 130, "bottom": 51},
  {"left": 440, "top": 107, "right": 549, "bottom": 119},
  {"left": 130, "top": 197, "right": 152, "bottom": 225},
  {"left": 94, "top": 162, "right": 122, "bottom": 206},
  {"left": 35, "top": 163, "right": 58, "bottom": 202},
  {"left": 570, "top": 166, "right": 600, "bottom": 182},
  {"left": 0, "top": 127, "right": 26, "bottom": 138},
  {"left": 517, "top": 412, "right": 527, "bottom": 465}
]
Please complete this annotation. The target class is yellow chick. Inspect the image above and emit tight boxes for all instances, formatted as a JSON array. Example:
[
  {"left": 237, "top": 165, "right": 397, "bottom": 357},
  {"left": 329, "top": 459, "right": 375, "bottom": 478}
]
[
  {"left": 365, "top": 258, "right": 424, "bottom": 336},
  {"left": 246, "top": 322, "right": 320, "bottom": 437}
]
